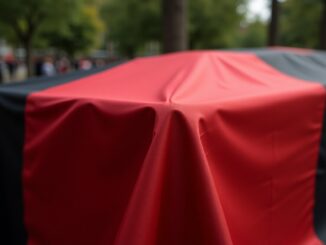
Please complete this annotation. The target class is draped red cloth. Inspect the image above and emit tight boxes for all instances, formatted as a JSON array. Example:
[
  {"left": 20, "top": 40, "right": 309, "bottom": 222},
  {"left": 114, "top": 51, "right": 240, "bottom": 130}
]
[{"left": 24, "top": 52, "right": 325, "bottom": 244}]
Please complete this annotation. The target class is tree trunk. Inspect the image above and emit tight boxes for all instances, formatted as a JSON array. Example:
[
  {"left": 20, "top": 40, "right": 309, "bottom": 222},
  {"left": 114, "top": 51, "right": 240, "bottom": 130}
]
[
  {"left": 24, "top": 37, "right": 33, "bottom": 77},
  {"left": 320, "top": 0, "right": 326, "bottom": 49},
  {"left": 268, "top": 0, "right": 279, "bottom": 46},
  {"left": 162, "top": 0, "right": 188, "bottom": 53}
]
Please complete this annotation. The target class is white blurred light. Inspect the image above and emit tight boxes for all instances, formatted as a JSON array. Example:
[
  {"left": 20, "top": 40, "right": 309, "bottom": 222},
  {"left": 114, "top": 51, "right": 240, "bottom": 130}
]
[{"left": 248, "top": 0, "right": 270, "bottom": 21}]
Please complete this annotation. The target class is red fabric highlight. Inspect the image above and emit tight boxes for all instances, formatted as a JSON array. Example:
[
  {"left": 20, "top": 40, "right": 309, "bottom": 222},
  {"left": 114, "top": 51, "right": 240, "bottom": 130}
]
[{"left": 24, "top": 51, "right": 325, "bottom": 244}]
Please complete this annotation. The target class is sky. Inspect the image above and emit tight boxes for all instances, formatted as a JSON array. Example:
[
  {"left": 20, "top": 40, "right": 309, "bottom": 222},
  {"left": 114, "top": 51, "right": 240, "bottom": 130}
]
[{"left": 248, "top": 0, "right": 270, "bottom": 20}]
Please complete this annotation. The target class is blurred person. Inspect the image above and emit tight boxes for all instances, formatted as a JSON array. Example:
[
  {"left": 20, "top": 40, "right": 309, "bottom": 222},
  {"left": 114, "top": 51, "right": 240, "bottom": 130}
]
[
  {"left": 0, "top": 56, "right": 3, "bottom": 83},
  {"left": 14, "top": 59, "right": 28, "bottom": 81},
  {"left": 0, "top": 55, "right": 10, "bottom": 84},
  {"left": 5, "top": 53, "right": 17, "bottom": 80},
  {"left": 95, "top": 59, "right": 106, "bottom": 68},
  {"left": 34, "top": 57, "right": 44, "bottom": 77},
  {"left": 42, "top": 56, "right": 56, "bottom": 76},
  {"left": 72, "top": 59, "right": 79, "bottom": 70},
  {"left": 0, "top": 55, "right": 3, "bottom": 83},
  {"left": 79, "top": 58, "right": 93, "bottom": 70},
  {"left": 57, "top": 56, "right": 71, "bottom": 74}
]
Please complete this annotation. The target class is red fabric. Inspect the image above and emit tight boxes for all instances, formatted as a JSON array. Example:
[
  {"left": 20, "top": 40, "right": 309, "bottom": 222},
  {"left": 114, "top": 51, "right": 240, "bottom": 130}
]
[{"left": 24, "top": 51, "right": 325, "bottom": 244}]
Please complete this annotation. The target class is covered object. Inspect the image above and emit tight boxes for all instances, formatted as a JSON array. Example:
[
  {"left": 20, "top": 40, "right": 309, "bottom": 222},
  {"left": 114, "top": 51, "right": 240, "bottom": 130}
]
[{"left": 1, "top": 49, "right": 326, "bottom": 245}]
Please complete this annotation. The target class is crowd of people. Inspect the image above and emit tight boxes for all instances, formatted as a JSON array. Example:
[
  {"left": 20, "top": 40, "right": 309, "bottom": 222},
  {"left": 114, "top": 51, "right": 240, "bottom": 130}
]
[{"left": 0, "top": 54, "right": 113, "bottom": 84}]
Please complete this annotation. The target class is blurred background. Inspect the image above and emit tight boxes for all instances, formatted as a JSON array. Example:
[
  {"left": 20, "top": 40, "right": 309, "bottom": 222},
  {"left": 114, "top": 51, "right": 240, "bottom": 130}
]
[{"left": 0, "top": 0, "right": 324, "bottom": 83}]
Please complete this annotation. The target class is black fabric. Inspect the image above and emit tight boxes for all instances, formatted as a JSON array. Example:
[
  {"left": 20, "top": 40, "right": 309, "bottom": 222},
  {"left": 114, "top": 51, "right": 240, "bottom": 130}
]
[
  {"left": 315, "top": 111, "right": 326, "bottom": 242},
  {"left": 0, "top": 61, "right": 124, "bottom": 244},
  {"left": 0, "top": 92, "right": 26, "bottom": 245},
  {"left": 257, "top": 51, "right": 326, "bottom": 84},
  {"left": 256, "top": 51, "right": 326, "bottom": 243}
]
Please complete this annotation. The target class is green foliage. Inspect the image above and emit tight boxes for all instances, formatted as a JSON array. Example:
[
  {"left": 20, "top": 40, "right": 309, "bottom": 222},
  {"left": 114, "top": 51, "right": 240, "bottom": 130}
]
[
  {"left": 0, "top": 22, "right": 17, "bottom": 45},
  {"left": 0, "top": 0, "right": 80, "bottom": 42},
  {"left": 189, "top": 0, "right": 247, "bottom": 49},
  {"left": 2, "top": 0, "right": 326, "bottom": 58},
  {"left": 279, "top": 0, "right": 323, "bottom": 48},
  {"left": 0, "top": 0, "right": 104, "bottom": 57},
  {"left": 101, "top": 0, "right": 160, "bottom": 57},
  {"left": 41, "top": 5, "right": 104, "bottom": 57},
  {"left": 236, "top": 18, "right": 267, "bottom": 48},
  {"left": 101, "top": 0, "right": 247, "bottom": 56},
  {"left": 0, "top": 0, "right": 105, "bottom": 76}
]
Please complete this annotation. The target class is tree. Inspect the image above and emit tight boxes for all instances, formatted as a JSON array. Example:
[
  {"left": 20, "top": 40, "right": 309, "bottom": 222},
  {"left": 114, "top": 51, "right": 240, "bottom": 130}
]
[
  {"left": 0, "top": 0, "right": 79, "bottom": 76},
  {"left": 279, "top": 0, "right": 322, "bottom": 49},
  {"left": 189, "top": 0, "right": 246, "bottom": 49},
  {"left": 101, "top": 0, "right": 160, "bottom": 58},
  {"left": 237, "top": 18, "right": 267, "bottom": 48},
  {"left": 320, "top": 0, "right": 326, "bottom": 49},
  {"left": 101, "top": 0, "right": 248, "bottom": 56},
  {"left": 162, "top": 0, "right": 188, "bottom": 53},
  {"left": 268, "top": 0, "right": 279, "bottom": 46},
  {"left": 42, "top": 5, "right": 104, "bottom": 58}
]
